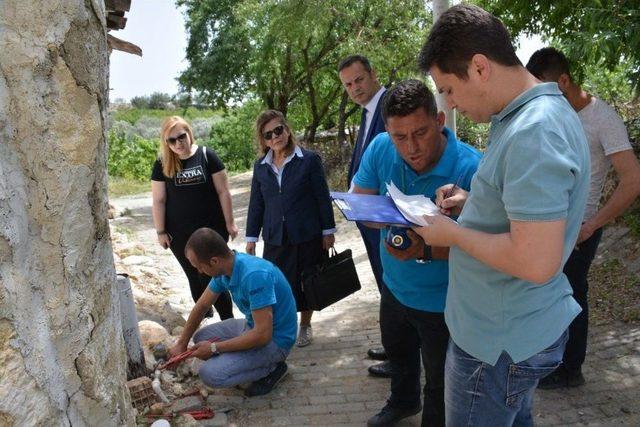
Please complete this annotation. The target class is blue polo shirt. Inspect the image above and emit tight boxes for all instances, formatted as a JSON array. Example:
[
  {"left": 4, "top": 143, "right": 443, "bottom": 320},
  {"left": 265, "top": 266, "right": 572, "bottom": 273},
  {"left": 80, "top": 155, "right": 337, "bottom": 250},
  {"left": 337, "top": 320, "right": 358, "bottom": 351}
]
[
  {"left": 446, "top": 83, "right": 589, "bottom": 365},
  {"left": 353, "top": 127, "right": 481, "bottom": 312},
  {"left": 209, "top": 252, "right": 298, "bottom": 350}
]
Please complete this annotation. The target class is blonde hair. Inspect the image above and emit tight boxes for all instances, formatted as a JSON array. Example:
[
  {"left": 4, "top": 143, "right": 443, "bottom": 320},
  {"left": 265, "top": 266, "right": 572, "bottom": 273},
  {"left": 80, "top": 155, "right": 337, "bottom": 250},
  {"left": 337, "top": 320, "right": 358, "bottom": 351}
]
[
  {"left": 159, "top": 116, "right": 195, "bottom": 177},
  {"left": 254, "top": 109, "right": 296, "bottom": 156}
]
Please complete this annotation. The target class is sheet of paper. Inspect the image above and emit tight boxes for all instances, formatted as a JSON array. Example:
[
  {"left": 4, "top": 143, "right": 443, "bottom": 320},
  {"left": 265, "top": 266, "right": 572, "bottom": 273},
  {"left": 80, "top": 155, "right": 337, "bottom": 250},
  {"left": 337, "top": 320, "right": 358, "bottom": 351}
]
[{"left": 386, "top": 181, "right": 440, "bottom": 226}]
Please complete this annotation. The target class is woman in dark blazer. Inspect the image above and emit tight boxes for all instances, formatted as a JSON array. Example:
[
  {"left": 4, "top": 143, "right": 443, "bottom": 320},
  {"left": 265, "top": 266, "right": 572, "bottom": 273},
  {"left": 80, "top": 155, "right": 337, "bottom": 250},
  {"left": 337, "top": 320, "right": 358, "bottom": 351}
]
[{"left": 246, "top": 110, "right": 336, "bottom": 347}]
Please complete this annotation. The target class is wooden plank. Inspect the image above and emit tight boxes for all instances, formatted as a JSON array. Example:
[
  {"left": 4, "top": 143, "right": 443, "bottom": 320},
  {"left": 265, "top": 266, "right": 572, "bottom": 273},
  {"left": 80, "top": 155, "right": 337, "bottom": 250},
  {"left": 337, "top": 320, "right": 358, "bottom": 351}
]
[
  {"left": 105, "top": 0, "right": 131, "bottom": 12},
  {"left": 107, "top": 34, "right": 142, "bottom": 56},
  {"left": 106, "top": 14, "right": 127, "bottom": 30}
]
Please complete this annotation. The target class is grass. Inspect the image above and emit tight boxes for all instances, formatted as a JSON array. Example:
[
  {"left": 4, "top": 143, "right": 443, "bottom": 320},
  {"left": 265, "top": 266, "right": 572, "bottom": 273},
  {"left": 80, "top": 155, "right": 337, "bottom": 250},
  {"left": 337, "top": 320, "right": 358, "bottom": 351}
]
[
  {"left": 589, "top": 258, "right": 640, "bottom": 324},
  {"left": 108, "top": 177, "right": 150, "bottom": 198}
]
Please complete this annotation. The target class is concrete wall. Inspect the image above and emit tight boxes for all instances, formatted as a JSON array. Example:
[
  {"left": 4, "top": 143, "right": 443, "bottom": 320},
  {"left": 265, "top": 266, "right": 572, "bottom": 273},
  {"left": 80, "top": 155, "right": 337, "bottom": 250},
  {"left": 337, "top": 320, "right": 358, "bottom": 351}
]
[{"left": 0, "top": 1, "right": 133, "bottom": 425}]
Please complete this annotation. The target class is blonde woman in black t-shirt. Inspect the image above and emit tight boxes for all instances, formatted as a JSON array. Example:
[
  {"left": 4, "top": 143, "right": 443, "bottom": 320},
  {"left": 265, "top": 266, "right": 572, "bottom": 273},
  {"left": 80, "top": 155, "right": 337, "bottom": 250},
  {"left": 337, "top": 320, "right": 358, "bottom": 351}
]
[{"left": 151, "top": 116, "right": 237, "bottom": 319}]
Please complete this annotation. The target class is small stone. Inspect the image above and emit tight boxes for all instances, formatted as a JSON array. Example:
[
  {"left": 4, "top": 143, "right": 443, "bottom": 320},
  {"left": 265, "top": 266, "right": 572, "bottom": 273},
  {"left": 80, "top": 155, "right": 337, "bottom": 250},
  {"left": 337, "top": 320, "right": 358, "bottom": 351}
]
[
  {"left": 170, "top": 396, "right": 204, "bottom": 413},
  {"left": 122, "top": 255, "right": 154, "bottom": 266},
  {"left": 197, "top": 412, "right": 228, "bottom": 427},
  {"left": 138, "top": 320, "right": 171, "bottom": 349},
  {"left": 173, "top": 413, "right": 199, "bottom": 427}
]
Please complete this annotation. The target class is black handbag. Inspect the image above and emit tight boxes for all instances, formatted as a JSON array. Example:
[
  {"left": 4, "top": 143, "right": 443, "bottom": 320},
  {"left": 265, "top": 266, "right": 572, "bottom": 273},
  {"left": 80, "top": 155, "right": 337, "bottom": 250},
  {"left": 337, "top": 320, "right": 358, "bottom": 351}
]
[{"left": 301, "top": 247, "right": 361, "bottom": 311}]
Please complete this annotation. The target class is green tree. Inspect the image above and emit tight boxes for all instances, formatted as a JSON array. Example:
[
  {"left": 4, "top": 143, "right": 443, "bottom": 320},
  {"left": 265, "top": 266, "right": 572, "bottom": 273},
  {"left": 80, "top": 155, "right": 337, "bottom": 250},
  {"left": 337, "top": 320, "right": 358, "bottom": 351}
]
[
  {"left": 176, "top": 0, "right": 428, "bottom": 141},
  {"left": 480, "top": 0, "right": 640, "bottom": 94}
]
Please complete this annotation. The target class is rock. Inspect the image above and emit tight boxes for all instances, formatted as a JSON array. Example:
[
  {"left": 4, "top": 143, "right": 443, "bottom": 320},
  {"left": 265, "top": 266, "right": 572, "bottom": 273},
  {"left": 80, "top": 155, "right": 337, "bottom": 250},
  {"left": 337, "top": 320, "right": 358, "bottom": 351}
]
[
  {"left": 172, "top": 326, "right": 185, "bottom": 337},
  {"left": 138, "top": 320, "right": 171, "bottom": 349},
  {"left": 205, "top": 395, "right": 245, "bottom": 407},
  {"left": 122, "top": 255, "right": 154, "bottom": 266},
  {"left": 149, "top": 402, "right": 169, "bottom": 416},
  {"left": 170, "top": 396, "right": 204, "bottom": 413},
  {"left": 162, "top": 301, "right": 187, "bottom": 331},
  {"left": 197, "top": 412, "right": 228, "bottom": 427},
  {"left": 176, "top": 361, "right": 193, "bottom": 380},
  {"left": 174, "top": 414, "right": 199, "bottom": 427},
  {"left": 108, "top": 203, "right": 119, "bottom": 219}
]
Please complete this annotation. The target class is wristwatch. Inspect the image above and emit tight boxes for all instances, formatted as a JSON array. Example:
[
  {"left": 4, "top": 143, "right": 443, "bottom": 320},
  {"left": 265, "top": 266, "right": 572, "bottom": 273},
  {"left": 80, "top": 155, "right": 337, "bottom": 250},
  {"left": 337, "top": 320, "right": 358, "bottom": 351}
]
[
  {"left": 210, "top": 342, "right": 220, "bottom": 356},
  {"left": 416, "top": 244, "right": 432, "bottom": 264}
]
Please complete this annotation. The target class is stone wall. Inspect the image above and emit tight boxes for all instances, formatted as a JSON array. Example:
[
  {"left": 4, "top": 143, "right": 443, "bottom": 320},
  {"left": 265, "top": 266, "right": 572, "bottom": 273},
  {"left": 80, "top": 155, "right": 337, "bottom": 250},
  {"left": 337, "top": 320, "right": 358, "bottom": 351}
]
[{"left": 0, "top": 1, "right": 132, "bottom": 425}]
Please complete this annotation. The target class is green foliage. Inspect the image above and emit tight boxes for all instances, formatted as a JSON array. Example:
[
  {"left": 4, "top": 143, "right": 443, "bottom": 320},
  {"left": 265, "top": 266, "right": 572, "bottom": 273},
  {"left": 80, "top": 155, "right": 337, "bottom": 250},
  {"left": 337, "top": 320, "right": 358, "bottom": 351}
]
[
  {"left": 480, "top": 0, "right": 640, "bottom": 94},
  {"left": 107, "top": 130, "right": 158, "bottom": 181},
  {"left": 112, "top": 107, "right": 221, "bottom": 125},
  {"left": 177, "top": 0, "right": 429, "bottom": 140},
  {"left": 456, "top": 115, "right": 489, "bottom": 151},
  {"left": 205, "top": 100, "right": 264, "bottom": 172}
]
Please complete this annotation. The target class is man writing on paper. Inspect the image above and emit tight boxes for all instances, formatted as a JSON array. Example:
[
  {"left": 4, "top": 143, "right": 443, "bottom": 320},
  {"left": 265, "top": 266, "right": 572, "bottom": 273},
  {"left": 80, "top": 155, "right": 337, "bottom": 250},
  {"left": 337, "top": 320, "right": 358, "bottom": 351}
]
[
  {"left": 416, "top": 4, "right": 590, "bottom": 425},
  {"left": 352, "top": 79, "right": 480, "bottom": 426}
]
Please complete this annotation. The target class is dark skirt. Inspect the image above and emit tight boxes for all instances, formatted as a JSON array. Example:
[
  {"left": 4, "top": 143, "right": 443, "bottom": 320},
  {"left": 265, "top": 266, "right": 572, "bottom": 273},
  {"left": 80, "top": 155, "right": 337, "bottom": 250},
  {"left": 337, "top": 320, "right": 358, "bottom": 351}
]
[{"left": 263, "top": 233, "right": 326, "bottom": 312}]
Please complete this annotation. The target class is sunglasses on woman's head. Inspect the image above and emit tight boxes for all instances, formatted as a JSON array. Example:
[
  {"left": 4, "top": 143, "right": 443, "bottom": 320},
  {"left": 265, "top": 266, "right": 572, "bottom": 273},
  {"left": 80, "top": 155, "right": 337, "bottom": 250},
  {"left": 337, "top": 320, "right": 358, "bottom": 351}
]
[
  {"left": 263, "top": 125, "right": 285, "bottom": 141},
  {"left": 167, "top": 132, "right": 188, "bottom": 145}
]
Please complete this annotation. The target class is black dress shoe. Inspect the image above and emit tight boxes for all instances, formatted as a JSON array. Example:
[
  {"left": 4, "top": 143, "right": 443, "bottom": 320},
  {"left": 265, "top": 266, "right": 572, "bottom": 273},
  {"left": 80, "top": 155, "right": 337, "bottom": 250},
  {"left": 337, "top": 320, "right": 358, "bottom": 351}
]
[
  {"left": 367, "top": 347, "right": 388, "bottom": 361},
  {"left": 368, "top": 360, "right": 393, "bottom": 378},
  {"left": 367, "top": 401, "right": 421, "bottom": 426},
  {"left": 538, "top": 367, "right": 585, "bottom": 390}
]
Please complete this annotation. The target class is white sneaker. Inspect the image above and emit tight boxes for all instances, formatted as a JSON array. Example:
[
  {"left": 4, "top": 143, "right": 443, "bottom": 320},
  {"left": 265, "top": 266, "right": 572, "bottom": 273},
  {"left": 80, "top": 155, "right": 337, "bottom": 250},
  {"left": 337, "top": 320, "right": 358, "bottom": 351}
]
[{"left": 296, "top": 325, "right": 313, "bottom": 347}]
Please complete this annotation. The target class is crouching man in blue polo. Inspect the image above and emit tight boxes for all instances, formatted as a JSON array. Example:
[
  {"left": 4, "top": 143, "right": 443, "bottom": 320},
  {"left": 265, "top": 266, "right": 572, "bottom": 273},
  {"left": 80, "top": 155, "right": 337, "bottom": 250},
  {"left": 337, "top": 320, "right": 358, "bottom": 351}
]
[
  {"left": 168, "top": 227, "right": 298, "bottom": 397},
  {"left": 353, "top": 79, "right": 481, "bottom": 426}
]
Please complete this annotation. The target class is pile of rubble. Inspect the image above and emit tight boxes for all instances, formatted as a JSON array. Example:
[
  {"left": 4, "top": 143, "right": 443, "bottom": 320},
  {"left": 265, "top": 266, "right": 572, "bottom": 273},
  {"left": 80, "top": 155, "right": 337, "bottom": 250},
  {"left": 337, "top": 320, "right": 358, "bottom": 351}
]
[{"left": 109, "top": 206, "right": 239, "bottom": 426}]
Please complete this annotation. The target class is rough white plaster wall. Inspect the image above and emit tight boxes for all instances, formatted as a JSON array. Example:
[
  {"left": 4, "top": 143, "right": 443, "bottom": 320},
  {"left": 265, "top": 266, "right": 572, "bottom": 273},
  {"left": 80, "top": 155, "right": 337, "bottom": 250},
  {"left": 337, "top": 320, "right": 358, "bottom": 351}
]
[{"left": 0, "top": 1, "right": 133, "bottom": 425}]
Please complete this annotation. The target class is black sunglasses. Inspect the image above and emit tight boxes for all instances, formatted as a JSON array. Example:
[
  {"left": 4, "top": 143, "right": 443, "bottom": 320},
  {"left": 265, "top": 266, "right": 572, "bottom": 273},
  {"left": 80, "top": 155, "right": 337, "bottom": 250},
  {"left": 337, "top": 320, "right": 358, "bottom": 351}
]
[
  {"left": 262, "top": 125, "right": 285, "bottom": 141},
  {"left": 167, "top": 132, "right": 188, "bottom": 145}
]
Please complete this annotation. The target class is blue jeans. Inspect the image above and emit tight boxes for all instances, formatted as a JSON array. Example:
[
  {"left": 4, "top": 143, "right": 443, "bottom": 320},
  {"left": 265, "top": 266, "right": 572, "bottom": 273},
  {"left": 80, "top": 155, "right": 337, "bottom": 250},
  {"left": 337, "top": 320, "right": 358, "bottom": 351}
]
[
  {"left": 193, "top": 319, "right": 289, "bottom": 388},
  {"left": 445, "top": 331, "right": 568, "bottom": 427}
]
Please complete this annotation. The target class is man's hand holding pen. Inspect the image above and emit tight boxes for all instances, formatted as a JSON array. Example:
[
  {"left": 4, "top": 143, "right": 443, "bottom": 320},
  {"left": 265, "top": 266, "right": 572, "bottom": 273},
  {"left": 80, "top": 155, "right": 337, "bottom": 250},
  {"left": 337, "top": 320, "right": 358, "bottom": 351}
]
[
  {"left": 435, "top": 174, "right": 467, "bottom": 217},
  {"left": 412, "top": 178, "right": 468, "bottom": 248}
]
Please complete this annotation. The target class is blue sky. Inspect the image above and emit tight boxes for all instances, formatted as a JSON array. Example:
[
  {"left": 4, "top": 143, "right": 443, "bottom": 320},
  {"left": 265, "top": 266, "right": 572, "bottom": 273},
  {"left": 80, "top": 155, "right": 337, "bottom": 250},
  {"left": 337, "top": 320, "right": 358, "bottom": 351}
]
[{"left": 108, "top": 1, "right": 543, "bottom": 102}]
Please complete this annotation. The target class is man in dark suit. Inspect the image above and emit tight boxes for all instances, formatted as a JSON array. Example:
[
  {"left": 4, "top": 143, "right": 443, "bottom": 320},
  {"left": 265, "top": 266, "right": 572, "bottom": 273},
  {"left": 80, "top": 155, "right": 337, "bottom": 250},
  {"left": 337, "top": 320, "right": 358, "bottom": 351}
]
[{"left": 339, "top": 55, "right": 390, "bottom": 377}]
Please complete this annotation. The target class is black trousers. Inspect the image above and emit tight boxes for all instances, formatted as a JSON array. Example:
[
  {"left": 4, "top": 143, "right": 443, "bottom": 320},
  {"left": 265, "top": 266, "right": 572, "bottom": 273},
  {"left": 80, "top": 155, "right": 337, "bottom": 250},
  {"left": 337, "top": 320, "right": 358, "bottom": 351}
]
[
  {"left": 357, "top": 222, "right": 384, "bottom": 292},
  {"left": 563, "top": 227, "right": 603, "bottom": 373},
  {"left": 169, "top": 226, "right": 234, "bottom": 320},
  {"left": 380, "top": 283, "right": 449, "bottom": 427}
]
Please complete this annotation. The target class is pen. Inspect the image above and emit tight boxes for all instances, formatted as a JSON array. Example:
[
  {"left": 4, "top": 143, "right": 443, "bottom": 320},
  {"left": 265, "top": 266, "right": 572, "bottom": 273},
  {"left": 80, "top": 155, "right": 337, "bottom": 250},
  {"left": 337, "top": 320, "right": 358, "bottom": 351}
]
[{"left": 444, "top": 173, "right": 465, "bottom": 200}]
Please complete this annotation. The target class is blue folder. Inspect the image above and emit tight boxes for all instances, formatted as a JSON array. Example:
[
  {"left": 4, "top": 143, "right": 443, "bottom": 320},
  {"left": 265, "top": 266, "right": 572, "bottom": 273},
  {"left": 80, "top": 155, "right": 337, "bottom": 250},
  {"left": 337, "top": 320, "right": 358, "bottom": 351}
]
[{"left": 330, "top": 191, "right": 413, "bottom": 227}]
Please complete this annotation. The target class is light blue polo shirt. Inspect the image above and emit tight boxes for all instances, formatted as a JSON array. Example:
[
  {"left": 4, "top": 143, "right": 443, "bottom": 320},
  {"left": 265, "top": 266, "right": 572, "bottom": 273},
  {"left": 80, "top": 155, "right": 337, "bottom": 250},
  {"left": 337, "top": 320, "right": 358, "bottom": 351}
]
[
  {"left": 209, "top": 252, "right": 298, "bottom": 350},
  {"left": 354, "top": 127, "right": 481, "bottom": 312},
  {"left": 446, "top": 83, "right": 590, "bottom": 365}
]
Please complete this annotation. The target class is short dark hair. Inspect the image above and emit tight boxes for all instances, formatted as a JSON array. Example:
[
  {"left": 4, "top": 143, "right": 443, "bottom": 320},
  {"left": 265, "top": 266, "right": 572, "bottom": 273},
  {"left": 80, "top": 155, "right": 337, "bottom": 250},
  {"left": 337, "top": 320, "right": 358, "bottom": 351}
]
[
  {"left": 185, "top": 228, "right": 232, "bottom": 263},
  {"left": 418, "top": 4, "right": 521, "bottom": 79},
  {"left": 382, "top": 79, "right": 438, "bottom": 123},
  {"left": 338, "top": 55, "right": 373, "bottom": 73},
  {"left": 526, "top": 47, "right": 571, "bottom": 81}
]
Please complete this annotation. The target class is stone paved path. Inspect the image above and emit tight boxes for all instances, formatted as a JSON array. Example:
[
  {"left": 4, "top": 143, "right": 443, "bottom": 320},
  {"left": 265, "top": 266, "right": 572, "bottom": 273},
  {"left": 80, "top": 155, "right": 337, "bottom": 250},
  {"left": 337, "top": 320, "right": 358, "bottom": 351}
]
[{"left": 111, "top": 171, "right": 640, "bottom": 426}]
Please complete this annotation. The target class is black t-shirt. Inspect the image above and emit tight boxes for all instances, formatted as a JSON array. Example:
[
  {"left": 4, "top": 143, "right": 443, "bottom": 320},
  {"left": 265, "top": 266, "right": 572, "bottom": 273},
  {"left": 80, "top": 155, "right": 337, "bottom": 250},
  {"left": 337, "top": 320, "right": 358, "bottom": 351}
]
[{"left": 151, "top": 146, "right": 226, "bottom": 234}]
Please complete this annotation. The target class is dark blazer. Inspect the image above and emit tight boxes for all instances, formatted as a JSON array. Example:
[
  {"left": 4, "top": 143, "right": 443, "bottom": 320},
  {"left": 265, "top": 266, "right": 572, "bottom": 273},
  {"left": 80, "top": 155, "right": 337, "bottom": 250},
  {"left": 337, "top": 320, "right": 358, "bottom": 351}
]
[
  {"left": 347, "top": 89, "right": 387, "bottom": 184},
  {"left": 246, "top": 147, "right": 336, "bottom": 246}
]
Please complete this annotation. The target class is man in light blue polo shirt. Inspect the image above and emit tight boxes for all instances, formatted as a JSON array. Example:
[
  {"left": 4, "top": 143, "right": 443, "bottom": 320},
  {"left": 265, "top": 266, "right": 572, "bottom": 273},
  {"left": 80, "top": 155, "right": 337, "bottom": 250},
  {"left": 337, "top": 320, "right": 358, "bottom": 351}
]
[
  {"left": 168, "top": 227, "right": 297, "bottom": 397},
  {"left": 353, "top": 79, "right": 480, "bottom": 427},
  {"left": 416, "top": 5, "right": 589, "bottom": 426}
]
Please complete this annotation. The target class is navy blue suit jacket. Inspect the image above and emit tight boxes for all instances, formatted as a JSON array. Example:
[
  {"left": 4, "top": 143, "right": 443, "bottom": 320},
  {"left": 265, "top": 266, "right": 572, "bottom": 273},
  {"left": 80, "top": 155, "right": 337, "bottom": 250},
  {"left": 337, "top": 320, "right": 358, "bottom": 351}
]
[
  {"left": 347, "top": 90, "right": 387, "bottom": 184},
  {"left": 247, "top": 147, "right": 336, "bottom": 246}
]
